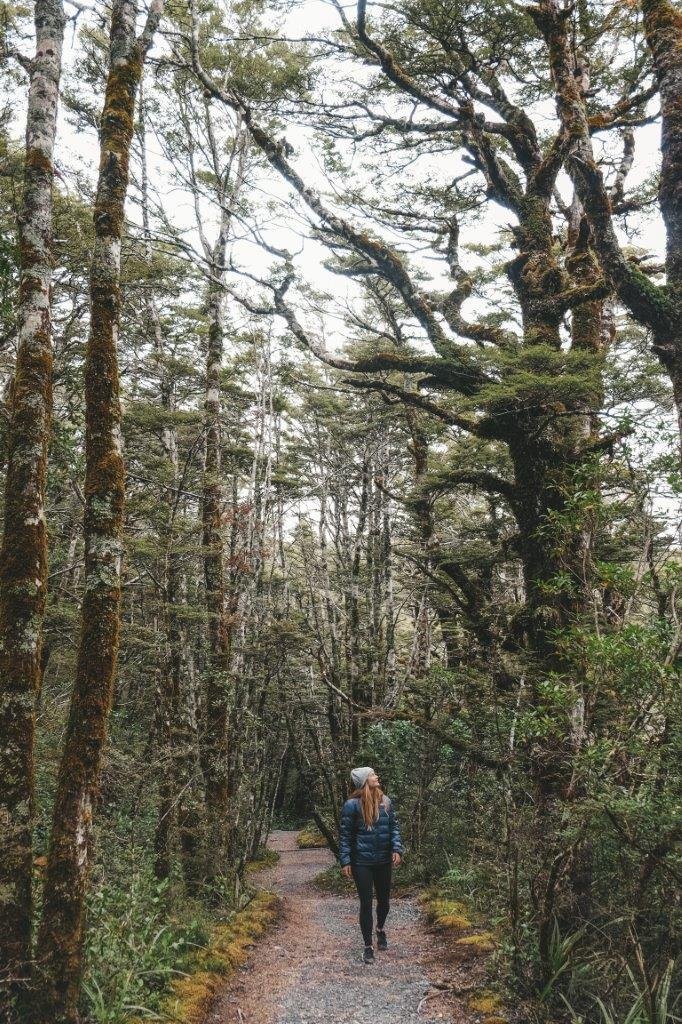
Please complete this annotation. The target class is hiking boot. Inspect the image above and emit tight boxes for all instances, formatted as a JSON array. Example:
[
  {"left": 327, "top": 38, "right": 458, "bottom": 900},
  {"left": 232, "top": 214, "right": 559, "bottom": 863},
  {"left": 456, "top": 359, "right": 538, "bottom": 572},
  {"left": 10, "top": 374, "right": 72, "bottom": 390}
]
[
  {"left": 363, "top": 945, "right": 375, "bottom": 963},
  {"left": 376, "top": 929, "right": 388, "bottom": 950}
]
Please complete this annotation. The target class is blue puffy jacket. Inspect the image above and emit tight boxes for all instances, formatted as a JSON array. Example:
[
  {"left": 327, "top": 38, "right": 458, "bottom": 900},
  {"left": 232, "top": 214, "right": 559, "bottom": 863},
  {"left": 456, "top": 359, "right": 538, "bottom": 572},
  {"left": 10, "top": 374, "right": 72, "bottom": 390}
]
[{"left": 338, "top": 794, "right": 405, "bottom": 866}]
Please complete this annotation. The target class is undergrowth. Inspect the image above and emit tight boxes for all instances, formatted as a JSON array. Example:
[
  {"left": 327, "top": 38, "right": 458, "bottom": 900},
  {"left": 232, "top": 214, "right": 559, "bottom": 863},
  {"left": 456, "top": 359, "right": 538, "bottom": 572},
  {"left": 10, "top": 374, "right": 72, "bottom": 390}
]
[
  {"left": 81, "top": 844, "right": 280, "bottom": 1023},
  {"left": 84, "top": 869, "right": 212, "bottom": 1023},
  {"left": 146, "top": 889, "right": 281, "bottom": 1024},
  {"left": 246, "top": 845, "right": 279, "bottom": 871}
]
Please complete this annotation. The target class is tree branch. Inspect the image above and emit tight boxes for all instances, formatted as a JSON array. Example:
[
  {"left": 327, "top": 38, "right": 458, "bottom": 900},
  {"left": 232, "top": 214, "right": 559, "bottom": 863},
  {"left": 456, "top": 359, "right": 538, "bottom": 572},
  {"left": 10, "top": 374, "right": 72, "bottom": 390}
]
[
  {"left": 357, "top": 708, "right": 510, "bottom": 770},
  {"left": 424, "top": 469, "right": 519, "bottom": 508},
  {"left": 344, "top": 377, "right": 494, "bottom": 435},
  {"left": 529, "top": 1, "right": 678, "bottom": 351}
]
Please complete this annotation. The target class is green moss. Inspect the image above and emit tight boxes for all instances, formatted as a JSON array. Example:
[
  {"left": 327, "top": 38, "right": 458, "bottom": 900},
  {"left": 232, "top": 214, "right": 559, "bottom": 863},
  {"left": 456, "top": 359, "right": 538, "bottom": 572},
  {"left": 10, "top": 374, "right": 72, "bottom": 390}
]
[
  {"left": 101, "top": 55, "right": 142, "bottom": 155},
  {"left": 419, "top": 893, "right": 472, "bottom": 931},
  {"left": 437, "top": 912, "right": 472, "bottom": 928},
  {"left": 628, "top": 265, "right": 677, "bottom": 319},
  {"left": 455, "top": 931, "right": 496, "bottom": 952},
  {"left": 296, "top": 824, "right": 327, "bottom": 848},
  {"left": 469, "top": 990, "right": 504, "bottom": 1013},
  {"left": 246, "top": 847, "right": 279, "bottom": 872}
]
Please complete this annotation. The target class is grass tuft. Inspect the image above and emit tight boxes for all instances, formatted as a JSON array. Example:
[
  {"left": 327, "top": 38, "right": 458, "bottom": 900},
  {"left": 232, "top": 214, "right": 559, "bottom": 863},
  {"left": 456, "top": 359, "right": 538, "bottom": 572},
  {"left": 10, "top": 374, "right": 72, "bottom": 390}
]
[
  {"left": 419, "top": 892, "right": 473, "bottom": 930},
  {"left": 468, "top": 989, "right": 504, "bottom": 1013},
  {"left": 129, "top": 890, "right": 281, "bottom": 1024},
  {"left": 296, "top": 823, "right": 328, "bottom": 848}
]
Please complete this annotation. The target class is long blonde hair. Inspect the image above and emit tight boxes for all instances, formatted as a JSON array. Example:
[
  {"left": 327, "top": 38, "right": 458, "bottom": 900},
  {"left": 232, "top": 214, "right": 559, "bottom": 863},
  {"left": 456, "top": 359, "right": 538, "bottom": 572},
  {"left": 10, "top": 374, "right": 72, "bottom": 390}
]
[{"left": 350, "top": 783, "right": 388, "bottom": 829}]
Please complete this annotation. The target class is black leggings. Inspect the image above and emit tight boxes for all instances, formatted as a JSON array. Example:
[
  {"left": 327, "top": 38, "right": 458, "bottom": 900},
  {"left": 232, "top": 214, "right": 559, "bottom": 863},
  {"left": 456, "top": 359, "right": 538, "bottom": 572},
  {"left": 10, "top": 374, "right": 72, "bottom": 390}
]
[{"left": 350, "top": 862, "right": 392, "bottom": 945}]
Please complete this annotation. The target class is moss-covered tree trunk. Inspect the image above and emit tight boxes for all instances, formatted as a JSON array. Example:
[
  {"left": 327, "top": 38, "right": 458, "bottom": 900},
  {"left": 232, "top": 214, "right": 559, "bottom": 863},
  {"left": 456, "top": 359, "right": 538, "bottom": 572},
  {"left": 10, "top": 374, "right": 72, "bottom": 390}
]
[
  {"left": 0, "top": 1, "right": 65, "bottom": 1015},
  {"left": 502, "top": 188, "right": 608, "bottom": 982},
  {"left": 641, "top": 0, "right": 682, "bottom": 289},
  {"left": 31, "top": 2, "right": 162, "bottom": 1020}
]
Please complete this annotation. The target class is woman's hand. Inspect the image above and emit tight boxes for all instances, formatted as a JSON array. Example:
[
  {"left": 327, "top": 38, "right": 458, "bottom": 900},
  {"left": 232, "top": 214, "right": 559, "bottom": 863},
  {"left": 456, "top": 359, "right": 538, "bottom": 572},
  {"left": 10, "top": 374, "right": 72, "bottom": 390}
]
[
  {"left": 342, "top": 865, "right": 352, "bottom": 878},
  {"left": 392, "top": 852, "right": 402, "bottom": 866}
]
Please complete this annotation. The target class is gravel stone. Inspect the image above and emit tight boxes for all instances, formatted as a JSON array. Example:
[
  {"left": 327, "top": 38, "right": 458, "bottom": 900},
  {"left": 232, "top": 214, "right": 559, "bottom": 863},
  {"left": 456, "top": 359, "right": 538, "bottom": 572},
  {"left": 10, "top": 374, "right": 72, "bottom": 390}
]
[{"left": 208, "top": 830, "right": 472, "bottom": 1024}]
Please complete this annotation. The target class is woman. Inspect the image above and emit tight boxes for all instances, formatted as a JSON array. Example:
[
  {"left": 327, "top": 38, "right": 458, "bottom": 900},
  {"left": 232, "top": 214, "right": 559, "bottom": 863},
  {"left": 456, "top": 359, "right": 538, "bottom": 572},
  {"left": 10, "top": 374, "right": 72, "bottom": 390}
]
[{"left": 338, "top": 766, "right": 404, "bottom": 963}]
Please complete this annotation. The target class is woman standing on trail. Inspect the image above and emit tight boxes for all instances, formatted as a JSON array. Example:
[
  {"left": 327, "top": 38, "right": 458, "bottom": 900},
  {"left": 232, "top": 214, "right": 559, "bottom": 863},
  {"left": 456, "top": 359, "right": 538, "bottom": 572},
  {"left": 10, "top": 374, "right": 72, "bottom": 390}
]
[{"left": 338, "top": 766, "right": 404, "bottom": 963}]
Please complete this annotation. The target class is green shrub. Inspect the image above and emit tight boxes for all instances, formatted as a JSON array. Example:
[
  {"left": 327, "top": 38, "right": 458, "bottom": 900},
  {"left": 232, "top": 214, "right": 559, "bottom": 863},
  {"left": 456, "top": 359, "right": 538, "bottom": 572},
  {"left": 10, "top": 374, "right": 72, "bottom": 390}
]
[{"left": 83, "top": 870, "right": 210, "bottom": 1022}]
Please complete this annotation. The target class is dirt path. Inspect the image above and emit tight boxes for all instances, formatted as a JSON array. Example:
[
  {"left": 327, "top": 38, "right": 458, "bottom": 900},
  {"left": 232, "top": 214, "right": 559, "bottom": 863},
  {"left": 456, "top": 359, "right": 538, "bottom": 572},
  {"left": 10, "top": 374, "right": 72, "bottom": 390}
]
[{"left": 207, "top": 830, "right": 476, "bottom": 1024}]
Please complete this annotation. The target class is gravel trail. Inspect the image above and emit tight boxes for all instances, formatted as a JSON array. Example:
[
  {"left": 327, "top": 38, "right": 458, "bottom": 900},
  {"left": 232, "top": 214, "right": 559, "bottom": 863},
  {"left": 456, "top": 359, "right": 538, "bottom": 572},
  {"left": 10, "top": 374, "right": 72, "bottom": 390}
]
[{"left": 208, "top": 830, "right": 475, "bottom": 1024}]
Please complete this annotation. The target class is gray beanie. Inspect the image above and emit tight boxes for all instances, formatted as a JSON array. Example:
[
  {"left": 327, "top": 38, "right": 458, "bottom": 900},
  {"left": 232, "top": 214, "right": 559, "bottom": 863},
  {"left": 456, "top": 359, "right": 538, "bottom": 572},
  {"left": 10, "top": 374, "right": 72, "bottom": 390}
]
[{"left": 350, "top": 766, "right": 373, "bottom": 789}]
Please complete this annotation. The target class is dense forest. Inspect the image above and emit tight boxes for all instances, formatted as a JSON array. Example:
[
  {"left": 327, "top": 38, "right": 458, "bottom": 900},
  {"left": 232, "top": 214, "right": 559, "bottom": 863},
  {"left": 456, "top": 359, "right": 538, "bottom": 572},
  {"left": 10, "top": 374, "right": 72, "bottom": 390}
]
[{"left": 0, "top": 0, "right": 680, "bottom": 1021}]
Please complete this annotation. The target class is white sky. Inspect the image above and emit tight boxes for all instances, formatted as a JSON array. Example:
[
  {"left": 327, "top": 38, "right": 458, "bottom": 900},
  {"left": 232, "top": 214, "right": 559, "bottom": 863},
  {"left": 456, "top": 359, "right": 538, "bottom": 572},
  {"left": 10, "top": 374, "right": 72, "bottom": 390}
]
[
  {"left": 5, "top": 0, "right": 678, "bottom": 533},
  {"left": 44, "top": 0, "right": 667, "bottom": 344}
]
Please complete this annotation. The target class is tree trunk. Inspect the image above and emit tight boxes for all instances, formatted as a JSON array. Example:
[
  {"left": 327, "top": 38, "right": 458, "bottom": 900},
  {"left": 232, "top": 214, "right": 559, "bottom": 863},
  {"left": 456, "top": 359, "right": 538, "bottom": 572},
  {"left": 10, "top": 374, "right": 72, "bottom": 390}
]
[
  {"left": 641, "top": 0, "right": 682, "bottom": 437},
  {"left": 0, "top": 1, "right": 64, "bottom": 1014},
  {"left": 641, "top": 0, "right": 682, "bottom": 292},
  {"left": 137, "top": 78, "right": 176, "bottom": 884},
  {"left": 200, "top": 261, "right": 232, "bottom": 877},
  {"left": 171, "top": 570, "right": 205, "bottom": 893},
  {"left": 32, "top": 3, "right": 162, "bottom": 1019},
  {"left": 348, "top": 457, "right": 370, "bottom": 743}
]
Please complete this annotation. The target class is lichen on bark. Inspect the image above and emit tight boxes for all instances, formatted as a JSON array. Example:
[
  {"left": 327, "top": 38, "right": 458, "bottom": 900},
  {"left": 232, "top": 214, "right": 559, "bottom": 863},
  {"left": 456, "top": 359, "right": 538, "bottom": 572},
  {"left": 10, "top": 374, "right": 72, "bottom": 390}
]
[
  {"left": 29, "top": 1, "right": 163, "bottom": 1021},
  {"left": 0, "top": 0, "right": 65, "bottom": 1018}
]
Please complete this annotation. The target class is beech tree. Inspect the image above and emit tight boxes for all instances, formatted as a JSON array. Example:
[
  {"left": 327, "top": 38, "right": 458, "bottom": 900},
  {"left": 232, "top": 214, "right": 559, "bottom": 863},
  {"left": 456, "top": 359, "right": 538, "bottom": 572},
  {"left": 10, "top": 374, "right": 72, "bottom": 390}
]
[
  {"left": 0, "top": 0, "right": 65, "bottom": 1014},
  {"left": 531, "top": 0, "right": 682, "bottom": 452},
  {"left": 31, "top": 0, "right": 162, "bottom": 1019}
]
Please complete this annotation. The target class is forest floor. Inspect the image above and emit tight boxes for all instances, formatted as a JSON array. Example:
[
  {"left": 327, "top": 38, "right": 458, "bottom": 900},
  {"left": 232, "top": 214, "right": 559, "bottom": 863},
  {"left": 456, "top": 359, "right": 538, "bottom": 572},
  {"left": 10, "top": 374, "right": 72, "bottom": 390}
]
[{"left": 206, "top": 830, "right": 487, "bottom": 1024}]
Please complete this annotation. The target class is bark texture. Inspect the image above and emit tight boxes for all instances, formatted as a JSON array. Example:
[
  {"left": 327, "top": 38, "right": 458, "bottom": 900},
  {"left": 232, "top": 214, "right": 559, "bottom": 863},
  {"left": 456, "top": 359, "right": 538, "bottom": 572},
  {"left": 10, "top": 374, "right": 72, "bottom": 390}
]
[
  {"left": 641, "top": 0, "right": 682, "bottom": 433},
  {"left": 200, "top": 265, "right": 232, "bottom": 873},
  {"left": 31, "top": 2, "right": 162, "bottom": 1020},
  {"left": 197, "top": 124, "right": 246, "bottom": 881},
  {"left": 0, "top": 1, "right": 64, "bottom": 1015}
]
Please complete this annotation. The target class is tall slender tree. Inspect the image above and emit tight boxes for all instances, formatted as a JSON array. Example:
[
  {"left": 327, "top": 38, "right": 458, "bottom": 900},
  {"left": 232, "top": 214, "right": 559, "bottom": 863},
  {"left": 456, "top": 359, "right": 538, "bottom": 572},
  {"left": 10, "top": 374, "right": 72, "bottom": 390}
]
[
  {"left": 199, "top": 124, "right": 247, "bottom": 878},
  {"left": 0, "top": 0, "right": 65, "bottom": 1014},
  {"left": 31, "top": 0, "right": 162, "bottom": 1019}
]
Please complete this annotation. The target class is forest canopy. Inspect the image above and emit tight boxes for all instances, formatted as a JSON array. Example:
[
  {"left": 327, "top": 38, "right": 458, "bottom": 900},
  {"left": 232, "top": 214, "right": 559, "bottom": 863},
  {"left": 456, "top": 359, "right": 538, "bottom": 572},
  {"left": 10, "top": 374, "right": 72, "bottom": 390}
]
[{"left": 0, "top": 0, "right": 680, "bottom": 1022}]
